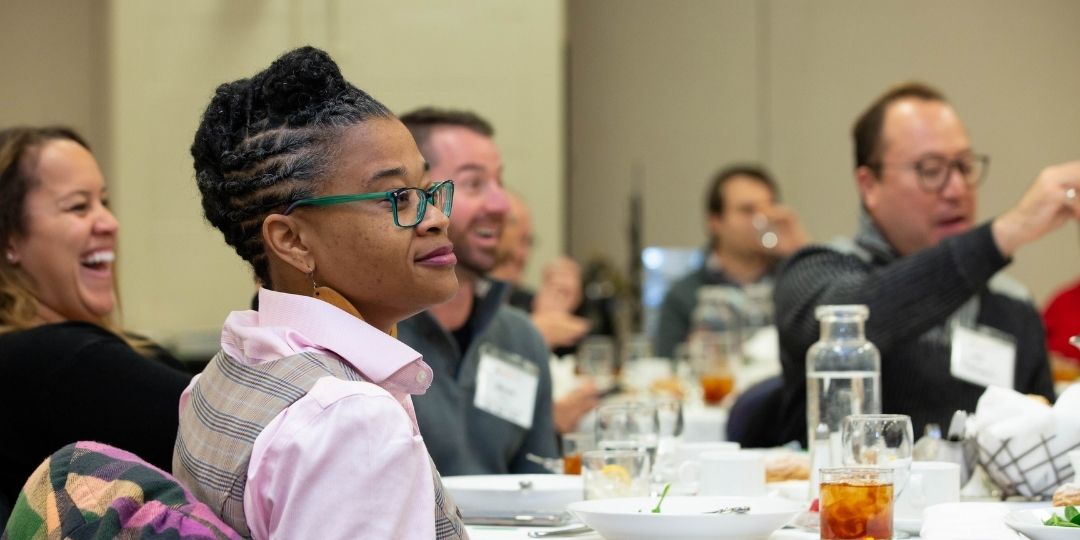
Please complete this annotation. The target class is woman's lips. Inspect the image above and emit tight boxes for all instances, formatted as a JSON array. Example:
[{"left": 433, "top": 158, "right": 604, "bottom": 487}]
[{"left": 416, "top": 245, "right": 457, "bottom": 267}]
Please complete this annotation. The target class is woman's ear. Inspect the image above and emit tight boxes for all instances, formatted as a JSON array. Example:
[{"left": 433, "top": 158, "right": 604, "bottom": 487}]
[{"left": 262, "top": 214, "right": 315, "bottom": 275}]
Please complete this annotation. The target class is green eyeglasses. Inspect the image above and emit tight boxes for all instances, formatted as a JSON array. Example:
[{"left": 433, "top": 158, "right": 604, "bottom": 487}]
[{"left": 283, "top": 180, "right": 454, "bottom": 228}]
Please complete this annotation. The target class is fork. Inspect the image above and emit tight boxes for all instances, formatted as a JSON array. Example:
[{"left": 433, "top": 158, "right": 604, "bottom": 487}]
[{"left": 704, "top": 505, "right": 751, "bottom": 514}]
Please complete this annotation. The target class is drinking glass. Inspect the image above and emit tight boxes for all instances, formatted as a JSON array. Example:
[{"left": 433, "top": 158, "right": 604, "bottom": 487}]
[
  {"left": 752, "top": 213, "right": 779, "bottom": 249},
  {"left": 561, "top": 431, "right": 595, "bottom": 475},
  {"left": 578, "top": 335, "right": 617, "bottom": 391},
  {"left": 582, "top": 449, "right": 651, "bottom": 500},
  {"left": 595, "top": 402, "right": 659, "bottom": 464},
  {"left": 841, "top": 414, "right": 914, "bottom": 497},
  {"left": 819, "top": 467, "right": 893, "bottom": 540},
  {"left": 687, "top": 331, "right": 737, "bottom": 406}
]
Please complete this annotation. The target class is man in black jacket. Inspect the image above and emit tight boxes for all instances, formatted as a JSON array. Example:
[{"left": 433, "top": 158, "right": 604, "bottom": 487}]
[{"left": 773, "top": 82, "right": 1080, "bottom": 446}]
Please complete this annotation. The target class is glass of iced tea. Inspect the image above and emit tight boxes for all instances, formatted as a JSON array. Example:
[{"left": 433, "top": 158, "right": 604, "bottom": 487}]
[
  {"left": 819, "top": 467, "right": 893, "bottom": 540},
  {"left": 688, "top": 331, "right": 737, "bottom": 405},
  {"left": 561, "top": 432, "right": 594, "bottom": 475}
]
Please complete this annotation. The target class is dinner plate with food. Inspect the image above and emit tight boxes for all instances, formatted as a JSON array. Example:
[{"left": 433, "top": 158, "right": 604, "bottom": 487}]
[{"left": 1004, "top": 505, "right": 1080, "bottom": 540}]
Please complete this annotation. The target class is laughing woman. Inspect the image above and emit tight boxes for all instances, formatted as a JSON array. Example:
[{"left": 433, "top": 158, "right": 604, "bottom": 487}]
[
  {"left": 173, "top": 47, "right": 467, "bottom": 539},
  {"left": 0, "top": 127, "right": 192, "bottom": 517}
]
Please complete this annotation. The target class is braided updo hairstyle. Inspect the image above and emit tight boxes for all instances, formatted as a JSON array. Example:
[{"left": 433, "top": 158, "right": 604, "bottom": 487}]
[{"left": 191, "top": 46, "right": 392, "bottom": 286}]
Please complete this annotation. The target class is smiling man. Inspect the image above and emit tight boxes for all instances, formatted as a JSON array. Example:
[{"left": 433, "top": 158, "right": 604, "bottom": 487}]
[
  {"left": 397, "top": 108, "right": 558, "bottom": 475},
  {"left": 772, "top": 82, "right": 1080, "bottom": 446}
]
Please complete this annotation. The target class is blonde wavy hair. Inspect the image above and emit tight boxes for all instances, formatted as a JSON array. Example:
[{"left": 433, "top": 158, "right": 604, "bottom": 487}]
[{"left": 0, "top": 126, "right": 148, "bottom": 352}]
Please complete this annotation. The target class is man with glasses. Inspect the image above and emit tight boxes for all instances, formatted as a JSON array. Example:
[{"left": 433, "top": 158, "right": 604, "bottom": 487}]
[
  {"left": 396, "top": 108, "right": 559, "bottom": 475},
  {"left": 771, "top": 82, "right": 1080, "bottom": 446}
]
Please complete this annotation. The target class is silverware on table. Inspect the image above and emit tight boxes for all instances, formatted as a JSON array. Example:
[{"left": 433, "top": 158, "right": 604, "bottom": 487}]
[
  {"left": 526, "top": 525, "right": 593, "bottom": 538},
  {"left": 703, "top": 505, "right": 751, "bottom": 514}
]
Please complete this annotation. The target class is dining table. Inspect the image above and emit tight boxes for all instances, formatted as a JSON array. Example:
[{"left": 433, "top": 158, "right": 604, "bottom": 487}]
[{"left": 462, "top": 497, "right": 1051, "bottom": 539}]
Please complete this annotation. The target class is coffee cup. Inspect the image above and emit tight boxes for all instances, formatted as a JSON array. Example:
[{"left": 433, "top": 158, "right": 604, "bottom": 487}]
[
  {"left": 681, "top": 450, "right": 765, "bottom": 497},
  {"left": 895, "top": 461, "right": 960, "bottom": 520}
]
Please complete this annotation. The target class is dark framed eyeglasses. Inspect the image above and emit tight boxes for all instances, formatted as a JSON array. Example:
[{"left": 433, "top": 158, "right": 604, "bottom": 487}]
[
  {"left": 871, "top": 154, "right": 989, "bottom": 194},
  {"left": 283, "top": 180, "right": 454, "bottom": 228}
]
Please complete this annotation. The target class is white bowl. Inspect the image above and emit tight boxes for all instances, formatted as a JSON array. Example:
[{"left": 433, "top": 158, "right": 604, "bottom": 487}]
[
  {"left": 1004, "top": 507, "right": 1080, "bottom": 540},
  {"left": 442, "top": 474, "right": 582, "bottom": 516},
  {"left": 567, "top": 495, "right": 802, "bottom": 540}
]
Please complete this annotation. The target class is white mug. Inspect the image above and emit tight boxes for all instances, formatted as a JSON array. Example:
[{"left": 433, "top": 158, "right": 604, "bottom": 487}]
[
  {"left": 895, "top": 461, "right": 960, "bottom": 520},
  {"left": 684, "top": 450, "right": 766, "bottom": 497},
  {"left": 682, "top": 406, "right": 728, "bottom": 442},
  {"left": 678, "top": 441, "right": 740, "bottom": 464}
]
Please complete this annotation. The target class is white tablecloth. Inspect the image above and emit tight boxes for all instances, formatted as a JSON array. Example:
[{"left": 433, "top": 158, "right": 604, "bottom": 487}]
[
  {"left": 466, "top": 501, "right": 1047, "bottom": 539},
  {"left": 466, "top": 525, "right": 823, "bottom": 539}
]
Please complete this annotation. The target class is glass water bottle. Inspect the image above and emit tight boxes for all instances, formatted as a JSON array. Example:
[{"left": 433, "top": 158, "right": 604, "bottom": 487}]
[{"left": 806, "top": 305, "right": 881, "bottom": 492}]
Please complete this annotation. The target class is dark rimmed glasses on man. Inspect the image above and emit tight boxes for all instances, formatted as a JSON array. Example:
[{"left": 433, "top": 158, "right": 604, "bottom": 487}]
[
  {"left": 872, "top": 154, "right": 989, "bottom": 194},
  {"left": 283, "top": 180, "right": 454, "bottom": 228}
]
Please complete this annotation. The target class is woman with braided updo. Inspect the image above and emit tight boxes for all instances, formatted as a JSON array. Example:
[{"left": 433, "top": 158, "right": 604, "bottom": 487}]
[
  {"left": 0, "top": 126, "right": 191, "bottom": 521},
  {"left": 173, "top": 47, "right": 466, "bottom": 539}
]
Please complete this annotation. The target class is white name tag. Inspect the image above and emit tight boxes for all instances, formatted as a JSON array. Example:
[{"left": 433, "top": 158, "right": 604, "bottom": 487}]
[
  {"left": 474, "top": 345, "right": 539, "bottom": 429},
  {"left": 950, "top": 325, "right": 1016, "bottom": 389}
]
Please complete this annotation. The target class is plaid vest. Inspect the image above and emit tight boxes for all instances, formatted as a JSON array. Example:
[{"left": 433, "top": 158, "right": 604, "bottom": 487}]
[{"left": 173, "top": 350, "right": 467, "bottom": 539}]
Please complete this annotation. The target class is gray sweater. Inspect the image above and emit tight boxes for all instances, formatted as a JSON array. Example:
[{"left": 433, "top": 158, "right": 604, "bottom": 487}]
[
  {"left": 772, "top": 213, "right": 1054, "bottom": 446},
  {"left": 398, "top": 280, "right": 558, "bottom": 475}
]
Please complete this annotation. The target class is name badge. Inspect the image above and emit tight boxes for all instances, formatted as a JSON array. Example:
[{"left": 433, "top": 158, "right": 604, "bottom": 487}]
[
  {"left": 950, "top": 325, "right": 1016, "bottom": 389},
  {"left": 474, "top": 345, "right": 539, "bottom": 429}
]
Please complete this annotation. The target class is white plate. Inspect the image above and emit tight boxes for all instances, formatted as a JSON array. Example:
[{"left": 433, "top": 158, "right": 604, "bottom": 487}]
[
  {"left": 442, "top": 474, "right": 582, "bottom": 515},
  {"left": 567, "top": 496, "right": 802, "bottom": 540},
  {"left": 1004, "top": 507, "right": 1080, "bottom": 540}
]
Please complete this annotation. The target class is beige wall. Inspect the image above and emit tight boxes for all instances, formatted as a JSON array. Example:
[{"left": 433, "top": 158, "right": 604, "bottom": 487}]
[
  {"left": 2, "top": 0, "right": 565, "bottom": 340},
  {"left": 0, "top": 0, "right": 110, "bottom": 161},
  {"left": 568, "top": 0, "right": 1080, "bottom": 307}
]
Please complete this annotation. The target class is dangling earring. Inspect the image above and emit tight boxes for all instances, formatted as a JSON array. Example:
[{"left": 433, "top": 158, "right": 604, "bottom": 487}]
[
  {"left": 308, "top": 266, "right": 363, "bottom": 319},
  {"left": 5, "top": 250, "right": 17, "bottom": 266},
  {"left": 307, "top": 268, "right": 319, "bottom": 297}
]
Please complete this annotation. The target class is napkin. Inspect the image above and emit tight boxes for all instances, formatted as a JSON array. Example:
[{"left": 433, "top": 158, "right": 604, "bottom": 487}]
[
  {"left": 974, "top": 384, "right": 1080, "bottom": 497},
  {"left": 920, "top": 501, "right": 1042, "bottom": 539},
  {"left": 973, "top": 386, "right": 1054, "bottom": 440}
]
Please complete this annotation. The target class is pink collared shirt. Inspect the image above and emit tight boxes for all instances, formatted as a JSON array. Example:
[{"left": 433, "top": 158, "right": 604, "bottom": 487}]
[{"left": 180, "top": 288, "right": 437, "bottom": 539}]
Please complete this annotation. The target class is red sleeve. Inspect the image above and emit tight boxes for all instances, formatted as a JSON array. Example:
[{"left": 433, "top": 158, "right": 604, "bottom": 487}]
[{"left": 1043, "top": 281, "right": 1080, "bottom": 363}]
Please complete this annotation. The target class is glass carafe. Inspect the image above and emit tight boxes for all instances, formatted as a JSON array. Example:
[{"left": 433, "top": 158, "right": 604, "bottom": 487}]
[{"left": 807, "top": 305, "right": 881, "bottom": 494}]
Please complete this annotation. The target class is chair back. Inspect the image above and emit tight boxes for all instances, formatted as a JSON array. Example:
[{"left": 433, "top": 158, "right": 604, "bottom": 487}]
[{"left": 2, "top": 441, "right": 240, "bottom": 540}]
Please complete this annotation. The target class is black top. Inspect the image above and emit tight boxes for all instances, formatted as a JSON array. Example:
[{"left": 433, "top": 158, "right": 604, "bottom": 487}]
[
  {"left": 0, "top": 322, "right": 192, "bottom": 506},
  {"left": 773, "top": 217, "right": 1054, "bottom": 447}
]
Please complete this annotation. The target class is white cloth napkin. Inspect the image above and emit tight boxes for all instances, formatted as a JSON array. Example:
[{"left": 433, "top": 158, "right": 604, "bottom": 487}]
[
  {"left": 920, "top": 501, "right": 1042, "bottom": 539},
  {"left": 974, "top": 384, "right": 1080, "bottom": 497}
]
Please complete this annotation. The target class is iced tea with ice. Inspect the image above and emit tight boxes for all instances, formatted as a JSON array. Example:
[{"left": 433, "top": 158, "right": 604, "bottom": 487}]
[
  {"left": 819, "top": 467, "right": 893, "bottom": 540},
  {"left": 701, "top": 373, "right": 735, "bottom": 404},
  {"left": 563, "top": 452, "right": 582, "bottom": 475}
]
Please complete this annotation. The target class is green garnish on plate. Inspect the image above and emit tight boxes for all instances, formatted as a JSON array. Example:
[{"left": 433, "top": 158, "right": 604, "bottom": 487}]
[
  {"left": 1044, "top": 506, "right": 1080, "bottom": 528},
  {"left": 650, "top": 483, "right": 672, "bottom": 514}
]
